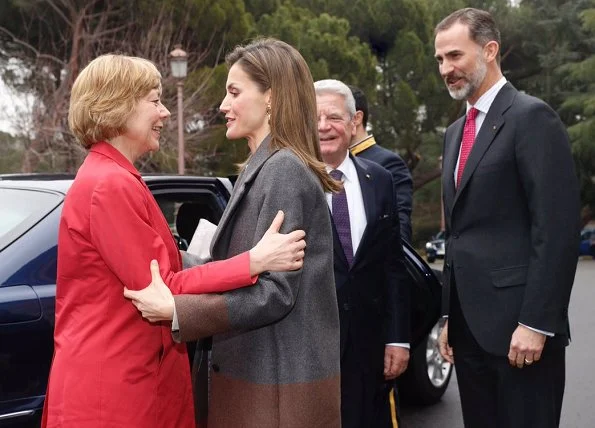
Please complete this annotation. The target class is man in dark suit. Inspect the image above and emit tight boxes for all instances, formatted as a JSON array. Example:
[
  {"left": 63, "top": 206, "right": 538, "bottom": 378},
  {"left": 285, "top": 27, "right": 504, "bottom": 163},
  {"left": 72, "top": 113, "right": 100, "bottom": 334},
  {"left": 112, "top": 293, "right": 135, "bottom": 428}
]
[
  {"left": 435, "top": 8, "right": 580, "bottom": 428},
  {"left": 348, "top": 86, "right": 413, "bottom": 243},
  {"left": 315, "top": 79, "right": 410, "bottom": 428},
  {"left": 348, "top": 85, "right": 413, "bottom": 426}
]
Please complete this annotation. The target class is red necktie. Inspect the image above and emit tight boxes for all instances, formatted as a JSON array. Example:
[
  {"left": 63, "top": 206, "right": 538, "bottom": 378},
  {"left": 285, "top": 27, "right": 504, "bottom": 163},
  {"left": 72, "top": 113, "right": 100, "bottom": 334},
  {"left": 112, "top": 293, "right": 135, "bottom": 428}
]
[{"left": 456, "top": 107, "right": 479, "bottom": 188}]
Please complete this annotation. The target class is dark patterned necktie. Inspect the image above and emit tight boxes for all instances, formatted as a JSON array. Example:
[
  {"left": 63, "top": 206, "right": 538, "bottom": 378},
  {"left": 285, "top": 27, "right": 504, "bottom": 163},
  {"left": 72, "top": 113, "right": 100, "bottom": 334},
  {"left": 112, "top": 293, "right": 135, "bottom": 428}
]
[{"left": 330, "top": 169, "right": 354, "bottom": 266}]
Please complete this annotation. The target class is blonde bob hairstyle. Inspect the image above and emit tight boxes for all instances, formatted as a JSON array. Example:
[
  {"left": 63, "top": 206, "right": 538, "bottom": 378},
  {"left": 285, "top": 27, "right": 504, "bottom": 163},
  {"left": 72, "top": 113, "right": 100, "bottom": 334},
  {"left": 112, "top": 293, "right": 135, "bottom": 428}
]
[
  {"left": 225, "top": 38, "right": 341, "bottom": 193},
  {"left": 68, "top": 54, "right": 162, "bottom": 149}
]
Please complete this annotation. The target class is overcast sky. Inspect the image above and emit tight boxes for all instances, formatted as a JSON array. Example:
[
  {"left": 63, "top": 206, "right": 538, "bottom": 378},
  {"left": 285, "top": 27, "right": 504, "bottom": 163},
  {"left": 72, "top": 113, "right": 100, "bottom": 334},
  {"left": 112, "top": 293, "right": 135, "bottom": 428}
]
[
  {"left": 0, "top": 78, "right": 33, "bottom": 136},
  {"left": 0, "top": 79, "right": 14, "bottom": 133}
]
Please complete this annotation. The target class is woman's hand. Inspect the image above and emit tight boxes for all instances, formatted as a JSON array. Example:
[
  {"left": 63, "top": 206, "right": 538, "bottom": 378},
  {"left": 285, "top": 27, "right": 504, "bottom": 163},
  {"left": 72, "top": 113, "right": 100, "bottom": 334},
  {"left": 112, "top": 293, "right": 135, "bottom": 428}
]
[
  {"left": 249, "top": 211, "right": 306, "bottom": 276},
  {"left": 124, "top": 260, "right": 175, "bottom": 322}
]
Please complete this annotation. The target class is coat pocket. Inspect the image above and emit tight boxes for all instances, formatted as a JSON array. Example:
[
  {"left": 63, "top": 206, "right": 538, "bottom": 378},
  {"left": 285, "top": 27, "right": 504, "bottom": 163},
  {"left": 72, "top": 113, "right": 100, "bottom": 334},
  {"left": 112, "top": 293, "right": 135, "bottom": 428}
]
[{"left": 490, "top": 265, "right": 528, "bottom": 288}]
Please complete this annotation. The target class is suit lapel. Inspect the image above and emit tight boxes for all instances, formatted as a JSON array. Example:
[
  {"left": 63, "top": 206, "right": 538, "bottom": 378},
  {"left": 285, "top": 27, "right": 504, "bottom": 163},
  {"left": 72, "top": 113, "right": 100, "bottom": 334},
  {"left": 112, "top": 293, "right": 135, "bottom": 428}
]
[
  {"left": 442, "top": 116, "right": 465, "bottom": 209},
  {"left": 451, "top": 83, "right": 516, "bottom": 208},
  {"left": 329, "top": 155, "right": 375, "bottom": 271},
  {"left": 351, "top": 155, "right": 376, "bottom": 266},
  {"left": 211, "top": 136, "right": 279, "bottom": 256}
]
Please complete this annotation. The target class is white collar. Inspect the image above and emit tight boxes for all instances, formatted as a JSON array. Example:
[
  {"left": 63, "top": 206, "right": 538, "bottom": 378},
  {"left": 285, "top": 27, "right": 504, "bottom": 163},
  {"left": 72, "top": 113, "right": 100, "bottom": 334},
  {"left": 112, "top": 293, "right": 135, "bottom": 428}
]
[
  {"left": 467, "top": 76, "right": 507, "bottom": 115},
  {"left": 326, "top": 152, "right": 357, "bottom": 184}
]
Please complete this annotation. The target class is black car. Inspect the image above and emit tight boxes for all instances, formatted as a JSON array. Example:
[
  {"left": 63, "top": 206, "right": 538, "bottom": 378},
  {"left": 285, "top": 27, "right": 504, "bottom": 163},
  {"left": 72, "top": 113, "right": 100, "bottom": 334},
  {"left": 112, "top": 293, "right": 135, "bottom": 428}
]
[
  {"left": 579, "top": 227, "right": 595, "bottom": 258},
  {"left": 0, "top": 174, "right": 451, "bottom": 426},
  {"left": 425, "top": 230, "right": 446, "bottom": 263}
]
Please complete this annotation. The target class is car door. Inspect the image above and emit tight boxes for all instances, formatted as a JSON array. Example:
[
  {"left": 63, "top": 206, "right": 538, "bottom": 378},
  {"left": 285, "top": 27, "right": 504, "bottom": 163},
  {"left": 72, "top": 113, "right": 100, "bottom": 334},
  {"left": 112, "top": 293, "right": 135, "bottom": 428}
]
[
  {"left": 145, "top": 176, "right": 232, "bottom": 363},
  {"left": 0, "top": 187, "right": 62, "bottom": 424}
]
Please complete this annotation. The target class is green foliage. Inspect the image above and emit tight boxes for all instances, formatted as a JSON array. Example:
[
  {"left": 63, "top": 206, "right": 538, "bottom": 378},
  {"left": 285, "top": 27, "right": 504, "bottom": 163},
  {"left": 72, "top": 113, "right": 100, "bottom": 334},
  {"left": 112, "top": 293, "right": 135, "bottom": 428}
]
[
  {"left": 411, "top": 178, "right": 442, "bottom": 248},
  {"left": 295, "top": 0, "right": 431, "bottom": 56},
  {"left": 1, "top": 0, "right": 592, "bottom": 217},
  {"left": 556, "top": 4, "right": 595, "bottom": 211},
  {"left": 244, "top": 0, "right": 281, "bottom": 19},
  {"left": 0, "top": 131, "right": 25, "bottom": 173},
  {"left": 134, "top": 0, "right": 254, "bottom": 63},
  {"left": 293, "top": 0, "right": 446, "bottom": 182},
  {"left": 187, "top": 1, "right": 380, "bottom": 174},
  {"left": 256, "top": 3, "right": 378, "bottom": 91}
]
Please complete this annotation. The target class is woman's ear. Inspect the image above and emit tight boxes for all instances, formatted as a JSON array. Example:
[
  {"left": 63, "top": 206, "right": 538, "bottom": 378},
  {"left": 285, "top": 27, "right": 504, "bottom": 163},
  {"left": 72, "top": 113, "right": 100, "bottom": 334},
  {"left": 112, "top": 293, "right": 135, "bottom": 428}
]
[{"left": 265, "top": 88, "right": 272, "bottom": 106}]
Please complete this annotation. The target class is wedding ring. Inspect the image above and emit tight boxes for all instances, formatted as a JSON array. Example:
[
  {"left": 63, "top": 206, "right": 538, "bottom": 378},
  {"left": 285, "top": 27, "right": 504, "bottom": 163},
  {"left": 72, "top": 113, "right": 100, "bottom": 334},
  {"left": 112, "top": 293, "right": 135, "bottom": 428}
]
[{"left": 524, "top": 358, "right": 533, "bottom": 365}]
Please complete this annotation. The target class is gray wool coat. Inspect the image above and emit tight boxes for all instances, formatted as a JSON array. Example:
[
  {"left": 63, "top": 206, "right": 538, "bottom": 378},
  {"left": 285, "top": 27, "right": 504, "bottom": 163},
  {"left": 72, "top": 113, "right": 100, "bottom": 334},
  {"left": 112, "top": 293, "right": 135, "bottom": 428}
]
[{"left": 173, "top": 136, "right": 341, "bottom": 428}]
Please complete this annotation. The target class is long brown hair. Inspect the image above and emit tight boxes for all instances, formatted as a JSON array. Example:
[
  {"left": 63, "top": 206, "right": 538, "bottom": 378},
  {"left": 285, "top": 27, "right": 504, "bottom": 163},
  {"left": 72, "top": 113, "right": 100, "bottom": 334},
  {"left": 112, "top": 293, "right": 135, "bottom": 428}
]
[{"left": 225, "top": 38, "right": 340, "bottom": 193}]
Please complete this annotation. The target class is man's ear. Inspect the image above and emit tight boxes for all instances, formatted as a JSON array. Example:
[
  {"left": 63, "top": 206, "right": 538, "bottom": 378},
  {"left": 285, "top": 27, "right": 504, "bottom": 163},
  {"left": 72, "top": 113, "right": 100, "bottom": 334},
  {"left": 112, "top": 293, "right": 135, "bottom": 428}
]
[
  {"left": 353, "top": 110, "right": 364, "bottom": 128},
  {"left": 483, "top": 40, "right": 499, "bottom": 63}
]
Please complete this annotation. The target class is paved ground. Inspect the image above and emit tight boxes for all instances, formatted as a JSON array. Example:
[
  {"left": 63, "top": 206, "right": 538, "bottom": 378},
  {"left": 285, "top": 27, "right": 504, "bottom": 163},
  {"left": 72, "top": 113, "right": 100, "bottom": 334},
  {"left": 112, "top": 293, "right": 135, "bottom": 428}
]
[{"left": 400, "top": 258, "right": 595, "bottom": 428}]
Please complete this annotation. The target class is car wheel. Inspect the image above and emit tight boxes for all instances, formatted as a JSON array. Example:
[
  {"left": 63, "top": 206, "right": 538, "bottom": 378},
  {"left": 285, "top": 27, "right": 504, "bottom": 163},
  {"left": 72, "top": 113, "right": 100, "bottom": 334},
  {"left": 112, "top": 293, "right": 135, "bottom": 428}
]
[{"left": 399, "top": 320, "right": 452, "bottom": 405}]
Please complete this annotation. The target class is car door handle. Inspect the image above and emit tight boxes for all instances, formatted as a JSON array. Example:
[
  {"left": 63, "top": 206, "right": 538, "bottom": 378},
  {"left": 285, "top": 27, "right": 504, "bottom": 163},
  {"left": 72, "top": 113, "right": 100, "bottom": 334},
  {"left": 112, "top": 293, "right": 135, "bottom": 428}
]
[{"left": 0, "top": 285, "right": 42, "bottom": 324}]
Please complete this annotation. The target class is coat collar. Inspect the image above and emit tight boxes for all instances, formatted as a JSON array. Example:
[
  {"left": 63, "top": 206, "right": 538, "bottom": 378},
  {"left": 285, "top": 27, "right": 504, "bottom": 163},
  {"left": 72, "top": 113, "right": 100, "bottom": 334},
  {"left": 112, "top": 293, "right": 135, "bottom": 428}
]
[
  {"left": 211, "top": 135, "right": 279, "bottom": 253},
  {"left": 89, "top": 141, "right": 141, "bottom": 179},
  {"left": 349, "top": 135, "right": 376, "bottom": 156},
  {"left": 352, "top": 154, "right": 376, "bottom": 231}
]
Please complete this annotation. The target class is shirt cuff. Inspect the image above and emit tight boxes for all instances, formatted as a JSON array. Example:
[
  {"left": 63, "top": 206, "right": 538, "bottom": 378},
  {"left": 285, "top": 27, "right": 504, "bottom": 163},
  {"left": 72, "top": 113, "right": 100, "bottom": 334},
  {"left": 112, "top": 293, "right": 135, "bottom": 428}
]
[
  {"left": 172, "top": 304, "right": 179, "bottom": 331},
  {"left": 519, "top": 323, "right": 554, "bottom": 337},
  {"left": 386, "top": 343, "right": 410, "bottom": 349}
]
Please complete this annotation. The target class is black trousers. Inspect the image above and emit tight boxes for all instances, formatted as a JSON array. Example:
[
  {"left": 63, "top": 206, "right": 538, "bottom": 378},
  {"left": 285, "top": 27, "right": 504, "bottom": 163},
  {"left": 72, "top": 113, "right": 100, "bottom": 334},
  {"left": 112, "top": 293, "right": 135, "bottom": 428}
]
[
  {"left": 449, "top": 280, "right": 566, "bottom": 428},
  {"left": 375, "top": 381, "right": 401, "bottom": 428},
  {"left": 341, "top": 341, "right": 397, "bottom": 428}
]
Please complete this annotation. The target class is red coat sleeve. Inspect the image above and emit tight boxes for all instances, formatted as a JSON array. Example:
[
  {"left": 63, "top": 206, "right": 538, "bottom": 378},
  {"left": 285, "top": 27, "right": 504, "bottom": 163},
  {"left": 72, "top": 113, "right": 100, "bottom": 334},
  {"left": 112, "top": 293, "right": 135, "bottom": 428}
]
[{"left": 88, "top": 175, "right": 255, "bottom": 294}]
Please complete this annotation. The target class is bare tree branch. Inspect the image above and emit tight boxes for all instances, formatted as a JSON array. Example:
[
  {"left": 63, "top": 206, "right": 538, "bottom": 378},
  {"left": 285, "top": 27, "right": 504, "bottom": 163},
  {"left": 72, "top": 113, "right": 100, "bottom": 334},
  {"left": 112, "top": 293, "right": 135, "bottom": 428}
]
[{"left": 0, "top": 27, "right": 65, "bottom": 66}]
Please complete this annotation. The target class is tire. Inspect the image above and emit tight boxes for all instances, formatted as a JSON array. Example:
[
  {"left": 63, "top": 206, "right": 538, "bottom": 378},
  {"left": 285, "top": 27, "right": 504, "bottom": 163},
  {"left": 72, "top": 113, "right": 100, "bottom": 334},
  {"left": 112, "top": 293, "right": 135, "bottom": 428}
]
[{"left": 398, "top": 321, "right": 453, "bottom": 405}]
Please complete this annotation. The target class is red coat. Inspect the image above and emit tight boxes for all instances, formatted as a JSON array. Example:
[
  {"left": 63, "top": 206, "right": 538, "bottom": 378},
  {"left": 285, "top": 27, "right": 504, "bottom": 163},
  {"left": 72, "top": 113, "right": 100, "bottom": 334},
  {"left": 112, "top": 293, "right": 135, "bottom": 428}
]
[{"left": 42, "top": 142, "right": 253, "bottom": 428}]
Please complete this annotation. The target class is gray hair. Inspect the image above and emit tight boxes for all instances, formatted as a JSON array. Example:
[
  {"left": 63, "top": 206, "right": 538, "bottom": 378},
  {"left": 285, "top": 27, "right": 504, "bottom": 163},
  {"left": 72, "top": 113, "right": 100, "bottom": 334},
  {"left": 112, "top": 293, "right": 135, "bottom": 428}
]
[{"left": 314, "top": 79, "right": 356, "bottom": 119}]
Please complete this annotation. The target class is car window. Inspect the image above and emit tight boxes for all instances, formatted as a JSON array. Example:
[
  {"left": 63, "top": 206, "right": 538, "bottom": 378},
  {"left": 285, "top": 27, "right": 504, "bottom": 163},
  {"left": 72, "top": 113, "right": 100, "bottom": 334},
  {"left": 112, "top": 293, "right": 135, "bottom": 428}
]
[
  {"left": 0, "top": 188, "right": 62, "bottom": 251},
  {"left": 154, "top": 193, "right": 221, "bottom": 251}
]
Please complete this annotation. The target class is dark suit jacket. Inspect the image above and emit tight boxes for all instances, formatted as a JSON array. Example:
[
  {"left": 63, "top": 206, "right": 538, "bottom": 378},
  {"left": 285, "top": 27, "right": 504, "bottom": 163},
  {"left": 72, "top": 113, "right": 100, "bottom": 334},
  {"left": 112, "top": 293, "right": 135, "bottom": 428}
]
[
  {"left": 334, "top": 155, "right": 410, "bottom": 372},
  {"left": 441, "top": 82, "right": 581, "bottom": 356},
  {"left": 352, "top": 137, "right": 413, "bottom": 242}
]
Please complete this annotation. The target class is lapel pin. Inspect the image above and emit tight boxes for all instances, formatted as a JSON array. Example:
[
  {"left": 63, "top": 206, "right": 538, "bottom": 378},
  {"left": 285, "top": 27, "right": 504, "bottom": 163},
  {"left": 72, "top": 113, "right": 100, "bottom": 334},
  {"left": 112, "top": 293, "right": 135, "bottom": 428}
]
[{"left": 365, "top": 174, "right": 371, "bottom": 179}]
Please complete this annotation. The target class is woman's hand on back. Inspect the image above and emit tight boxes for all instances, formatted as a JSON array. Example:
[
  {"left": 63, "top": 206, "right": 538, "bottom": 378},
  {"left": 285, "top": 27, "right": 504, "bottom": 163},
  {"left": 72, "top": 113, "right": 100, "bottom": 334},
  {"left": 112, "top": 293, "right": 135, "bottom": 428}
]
[
  {"left": 124, "top": 260, "right": 174, "bottom": 322},
  {"left": 249, "top": 211, "right": 306, "bottom": 275}
]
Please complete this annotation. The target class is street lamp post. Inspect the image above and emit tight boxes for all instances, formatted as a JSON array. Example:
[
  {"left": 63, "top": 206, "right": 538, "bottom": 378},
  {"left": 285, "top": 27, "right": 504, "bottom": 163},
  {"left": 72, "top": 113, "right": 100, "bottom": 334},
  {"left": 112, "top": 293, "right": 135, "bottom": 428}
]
[{"left": 169, "top": 45, "right": 188, "bottom": 175}]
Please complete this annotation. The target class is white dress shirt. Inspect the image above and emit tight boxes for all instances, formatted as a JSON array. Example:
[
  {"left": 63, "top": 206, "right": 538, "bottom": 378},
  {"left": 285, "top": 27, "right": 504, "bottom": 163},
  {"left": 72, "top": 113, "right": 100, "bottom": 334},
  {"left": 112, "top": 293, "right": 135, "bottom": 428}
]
[{"left": 327, "top": 152, "right": 409, "bottom": 349}]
